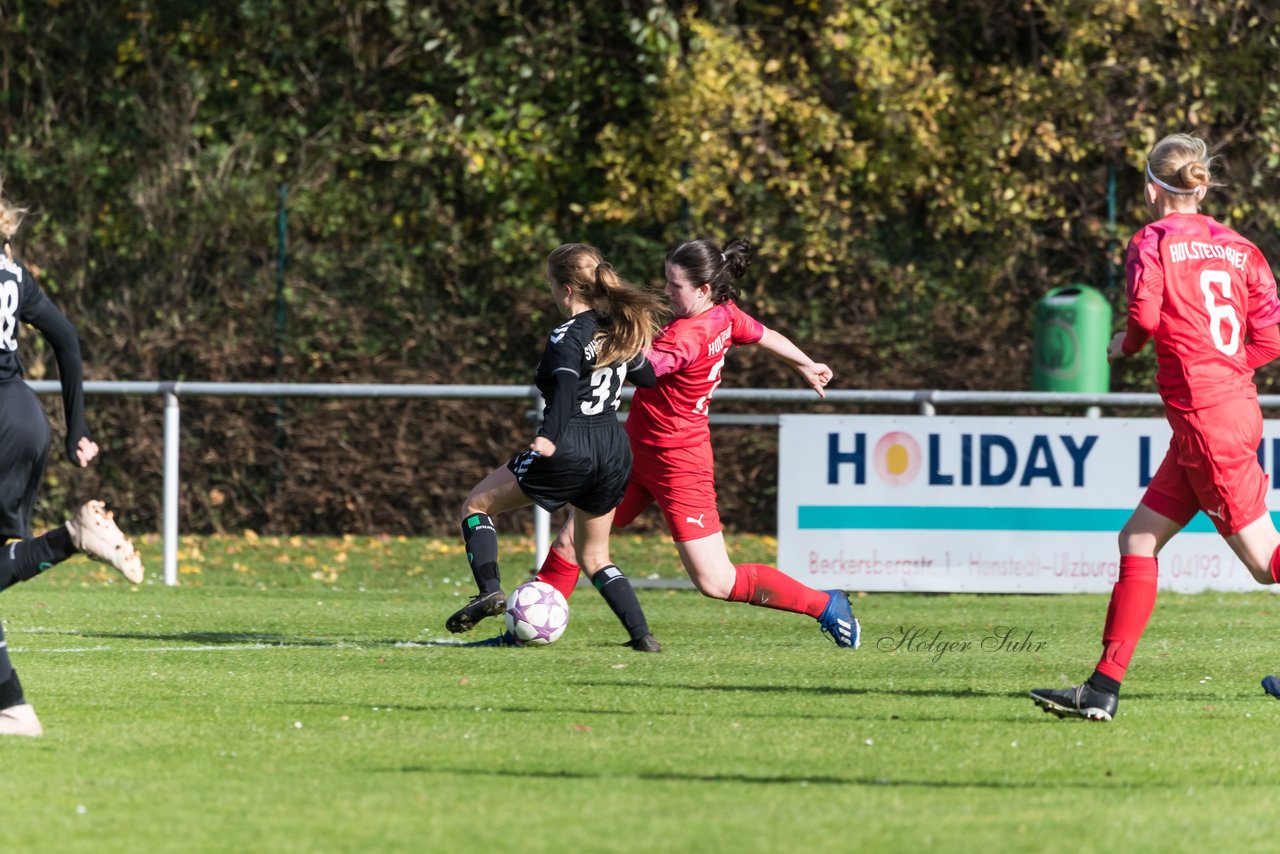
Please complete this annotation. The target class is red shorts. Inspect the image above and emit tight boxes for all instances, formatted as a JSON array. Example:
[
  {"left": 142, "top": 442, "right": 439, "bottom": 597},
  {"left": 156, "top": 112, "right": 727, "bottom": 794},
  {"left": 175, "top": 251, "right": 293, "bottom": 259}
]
[
  {"left": 1142, "top": 397, "right": 1269, "bottom": 536},
  {"left": 613, "top": 439, "right": 721, "bottom": 542}
]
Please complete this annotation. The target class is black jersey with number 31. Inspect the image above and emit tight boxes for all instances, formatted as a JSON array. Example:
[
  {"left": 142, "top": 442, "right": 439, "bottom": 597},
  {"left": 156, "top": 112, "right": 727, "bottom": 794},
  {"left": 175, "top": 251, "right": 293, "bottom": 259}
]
[{"left": 533, "top": 309, "right": 653, "bottom": 445}]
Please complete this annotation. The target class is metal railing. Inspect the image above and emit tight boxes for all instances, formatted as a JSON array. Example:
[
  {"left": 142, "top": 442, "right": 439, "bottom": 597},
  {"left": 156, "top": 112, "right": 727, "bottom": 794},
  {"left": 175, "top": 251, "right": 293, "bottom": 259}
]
[{"left": 29, "top": 380, "right": 1203, "bottom": 586}]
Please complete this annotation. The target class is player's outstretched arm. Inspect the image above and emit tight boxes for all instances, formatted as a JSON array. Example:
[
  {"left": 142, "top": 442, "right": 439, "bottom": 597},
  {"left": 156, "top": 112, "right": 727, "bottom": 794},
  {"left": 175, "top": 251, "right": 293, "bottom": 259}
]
[{"left": 755, "top": 327, "right": 832, "bottom": 398}]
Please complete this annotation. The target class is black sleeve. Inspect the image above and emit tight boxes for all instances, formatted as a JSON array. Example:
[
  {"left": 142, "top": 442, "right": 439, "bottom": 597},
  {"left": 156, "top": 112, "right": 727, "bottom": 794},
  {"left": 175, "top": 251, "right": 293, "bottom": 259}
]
[
  {"left": 536, "top": 368, "right": 579, "bottom": 446},
  {"left": 626, "top": 352, "right": 656, "bottom": 388},
  {"left": 21, "top": 280, "right": 91, "bottom": 461}
]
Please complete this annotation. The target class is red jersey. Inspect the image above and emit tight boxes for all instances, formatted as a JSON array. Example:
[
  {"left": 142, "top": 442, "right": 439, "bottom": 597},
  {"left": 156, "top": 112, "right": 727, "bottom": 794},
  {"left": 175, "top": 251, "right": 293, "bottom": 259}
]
[
  {"left": 1125, "top": 213, "right": 1280, "bottom": 410},
  {"left": 625, "top": 301, "right": 765, "bottom": 448}
]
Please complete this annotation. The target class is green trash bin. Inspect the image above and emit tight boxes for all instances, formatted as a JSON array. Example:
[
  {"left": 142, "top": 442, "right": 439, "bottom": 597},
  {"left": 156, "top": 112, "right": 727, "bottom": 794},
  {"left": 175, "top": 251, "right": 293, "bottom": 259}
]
[{"left": 1032, "top": 284, "right": 1113, "bottom": 392}]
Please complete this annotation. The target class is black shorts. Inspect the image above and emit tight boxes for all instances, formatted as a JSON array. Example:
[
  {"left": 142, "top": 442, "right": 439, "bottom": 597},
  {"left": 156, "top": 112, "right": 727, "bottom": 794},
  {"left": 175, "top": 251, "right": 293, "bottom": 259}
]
[
  {"left": 0, "top": 381, "right": 52, "bottom": 540},
  {"left": 507, "top": 417, "right": 632, "bottom": 515}
]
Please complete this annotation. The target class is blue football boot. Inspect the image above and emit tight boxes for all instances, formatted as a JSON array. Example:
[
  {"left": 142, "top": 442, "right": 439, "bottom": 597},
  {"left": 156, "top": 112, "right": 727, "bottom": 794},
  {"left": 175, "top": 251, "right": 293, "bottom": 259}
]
[{"left": 817, "top": 589, "right": 861, "bottom": 649}]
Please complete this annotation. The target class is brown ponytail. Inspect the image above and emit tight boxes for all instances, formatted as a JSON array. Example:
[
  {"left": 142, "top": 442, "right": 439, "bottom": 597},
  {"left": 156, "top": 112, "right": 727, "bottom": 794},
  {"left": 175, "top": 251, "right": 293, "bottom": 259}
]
[
  {"left": 587, "top": 262, "right": 663, "bottom": 366},
  {"left": 666, "top": 237, "right": 755, "bottom": 305}
]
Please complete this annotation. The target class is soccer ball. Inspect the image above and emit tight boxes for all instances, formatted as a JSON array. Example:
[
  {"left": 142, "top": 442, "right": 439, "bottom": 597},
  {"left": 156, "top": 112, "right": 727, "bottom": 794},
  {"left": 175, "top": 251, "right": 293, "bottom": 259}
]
[{"left": 504, "top": 581, "right": 569, "bottom": 646}]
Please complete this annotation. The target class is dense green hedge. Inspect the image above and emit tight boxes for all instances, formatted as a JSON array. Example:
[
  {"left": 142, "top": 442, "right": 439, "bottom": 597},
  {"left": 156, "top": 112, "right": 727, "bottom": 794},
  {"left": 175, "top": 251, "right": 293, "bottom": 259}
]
[{"left": 6, "top": 1, "right": 1279, "bottom": 534}]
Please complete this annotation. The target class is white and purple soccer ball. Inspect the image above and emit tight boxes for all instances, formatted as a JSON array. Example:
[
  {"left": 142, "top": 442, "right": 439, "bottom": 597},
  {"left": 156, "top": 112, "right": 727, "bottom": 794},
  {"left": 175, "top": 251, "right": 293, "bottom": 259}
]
[{"left": 504, "top": 581, "right": 569, "bottom": 646}]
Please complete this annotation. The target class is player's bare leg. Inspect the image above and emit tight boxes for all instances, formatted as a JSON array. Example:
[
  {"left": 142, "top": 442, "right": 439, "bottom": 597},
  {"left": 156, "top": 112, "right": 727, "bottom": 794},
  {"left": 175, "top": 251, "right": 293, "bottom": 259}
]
[
  {"left": 1225, "top": 514, "right": 1280, "bottom": 585},
  {"left": 673, "top": 533, "right": 737, "bottom": 598}
]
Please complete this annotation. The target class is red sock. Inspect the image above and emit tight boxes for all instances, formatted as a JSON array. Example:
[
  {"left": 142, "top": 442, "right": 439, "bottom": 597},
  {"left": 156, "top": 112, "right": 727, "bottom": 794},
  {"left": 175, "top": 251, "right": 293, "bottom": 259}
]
[
  {"left": 728, "top": 564, "right": 829, "bottom": 618},
  {"left": 1270, "top": 545, "right": 1280, "bottom": 584},
  {"left": 535, "top": 548, "right": 580, "bottom": 601},
  {"left": 1094, "top": 555, "right": 1159, "bottom": 684}
]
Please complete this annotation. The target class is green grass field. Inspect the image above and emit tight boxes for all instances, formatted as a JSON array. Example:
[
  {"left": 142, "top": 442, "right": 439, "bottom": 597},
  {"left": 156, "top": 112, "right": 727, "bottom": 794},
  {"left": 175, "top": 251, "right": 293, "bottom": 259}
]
[{"left": 3, "top": 532, "right": 1279, "bottom": 852}]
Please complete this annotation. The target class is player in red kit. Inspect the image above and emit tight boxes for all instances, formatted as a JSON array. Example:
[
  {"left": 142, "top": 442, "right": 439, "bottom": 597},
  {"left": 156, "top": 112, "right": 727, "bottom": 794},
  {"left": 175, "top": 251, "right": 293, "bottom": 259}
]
[
  {"left": 532, "top": 238, "right": 860, "bottom": 649},
  {"left": 1031, "top": 133, "right": 1280, "bottom": 721}
]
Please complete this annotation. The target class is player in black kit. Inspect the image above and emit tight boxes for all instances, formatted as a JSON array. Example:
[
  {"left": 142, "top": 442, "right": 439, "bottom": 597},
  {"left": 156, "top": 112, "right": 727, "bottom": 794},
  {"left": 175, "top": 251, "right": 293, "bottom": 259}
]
[
  {"left": 447, "top": 243, "right": 665, "bottom": 650},
  {"left": 0, "top": 177, "right": 143, "bottom": 736}
]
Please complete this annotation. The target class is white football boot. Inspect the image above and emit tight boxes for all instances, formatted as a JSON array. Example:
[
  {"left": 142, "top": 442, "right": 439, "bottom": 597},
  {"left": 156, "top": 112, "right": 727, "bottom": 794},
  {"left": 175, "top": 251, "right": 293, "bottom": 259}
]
[
  {"left": 0, "top": 703, "right": 44, "bottom": 737},
  {"left": 65, "top": 500, "right": 144, "bottom": 584}
]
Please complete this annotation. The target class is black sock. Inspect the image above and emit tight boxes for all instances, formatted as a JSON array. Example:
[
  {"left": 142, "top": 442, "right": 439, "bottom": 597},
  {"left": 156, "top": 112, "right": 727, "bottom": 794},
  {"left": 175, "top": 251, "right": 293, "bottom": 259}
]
[
  {"left": 0, "top": 671, "right": 23, "bottom": 710},
  {"left": 461, "top": 513, "right": 501, "bottom": 595},
  {"left": 0, "top": 527, "right": 75, "bottom": 591},
  {"left": 593, "top": 565, "right": 651, "bottom": 641},
  {"left": 0, "top": 621, "right": 24, "bottom": 708},
  {"left": 1087, "top": 671, "right": 1121, "bottom": 696}
]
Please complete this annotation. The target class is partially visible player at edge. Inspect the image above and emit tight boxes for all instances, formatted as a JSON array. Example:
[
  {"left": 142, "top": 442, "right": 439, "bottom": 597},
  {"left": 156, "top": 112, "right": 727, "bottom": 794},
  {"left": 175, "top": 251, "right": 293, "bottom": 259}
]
[
  {"left": 446, "top": 243, "right": 665, "bottom": 651},
  {"left": 1031, "top": 133, "right": 1280, "bottom": 721},
  {"left": 531, "top": 237, "right": 859, "bottom": 649},
  {"left": 0, "top": 175, "right": 145, "bottom": 737}
]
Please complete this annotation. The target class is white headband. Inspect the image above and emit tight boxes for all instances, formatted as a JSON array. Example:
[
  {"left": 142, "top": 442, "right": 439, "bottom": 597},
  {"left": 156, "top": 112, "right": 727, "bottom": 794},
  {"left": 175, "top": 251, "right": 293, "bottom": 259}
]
[{"left": 1145, "top": 162, "right": 1198, "bottom": 195}]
